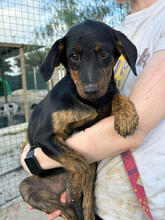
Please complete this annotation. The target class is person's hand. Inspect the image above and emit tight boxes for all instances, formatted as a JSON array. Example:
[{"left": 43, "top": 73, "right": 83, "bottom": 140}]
[
  {"left": 48, "top": 191, "right": 68, "bottom": 220},
  {"left": 21, "top": 143, "right": 62, "bottom": 174},
  {"left": 29, "top": 191, "right": 68, "bottom": 220}
]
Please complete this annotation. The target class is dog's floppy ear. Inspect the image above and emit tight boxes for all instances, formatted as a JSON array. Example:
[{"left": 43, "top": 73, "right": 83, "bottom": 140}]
[
  {"left": 114, "top": 30, "right": 137, "bottom": 76},
  {"left": 40, "top": 38, "right": 65, "bottom": 81}
]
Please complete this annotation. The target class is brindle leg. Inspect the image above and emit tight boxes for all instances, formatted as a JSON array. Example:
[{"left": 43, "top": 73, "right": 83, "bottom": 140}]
[
  {"left": 49, "top": 142, "right": 89, "bottom": 220},
  {"left": 83, "top": 163, "right": 96, "bottom": 220},
  {"left": 38, "top": 136, "right": 93, "bottom": 220},
  {"left": 61, "top": 210, "right": 77, "bottom": 220},
  {"left": 112, "top": 93, "right": 139, "bottom": 137},
  {"left": 19, "top": 170, "right": 68, "bottom": 212},
  {"left": 48, "top": 104, "right": 98, "bottom": 218},
  {"left": 60, "top": 206, "right": 78, "bottom": 220},
  {"left": 19, "top": 170, "right": 77, "bottom": 219}
]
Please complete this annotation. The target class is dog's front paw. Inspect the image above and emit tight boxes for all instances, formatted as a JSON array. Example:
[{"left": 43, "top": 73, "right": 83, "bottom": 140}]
[{"left": 112, "top": 94, "right": 139, "bottom": 137}]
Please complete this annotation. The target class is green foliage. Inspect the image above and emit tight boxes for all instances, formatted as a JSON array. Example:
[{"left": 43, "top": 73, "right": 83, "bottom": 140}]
[
  {"left": 35, "top": 0, "right": 128, "bottom": 45},
  {"left": 0, "top": 56, "right": 12, "bottom": 75},
  {"left": 15, "top": 46, "right": 49, "bottom": 72},
  {"left": 0, "top": 56, "right": 12, "bottom": 102}
]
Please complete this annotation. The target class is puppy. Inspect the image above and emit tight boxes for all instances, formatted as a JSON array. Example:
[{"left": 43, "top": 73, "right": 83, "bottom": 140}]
[{"left": 19, "top": 19, "right": 138, "bottom": 220}]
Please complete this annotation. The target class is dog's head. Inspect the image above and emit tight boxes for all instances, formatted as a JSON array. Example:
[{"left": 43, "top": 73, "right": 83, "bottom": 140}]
[
  {"left": 0, "top": 103, "right": 20, "bottom": 116},
  {"left": 40, "top": 20, "right": 137, "bottom": 101}
]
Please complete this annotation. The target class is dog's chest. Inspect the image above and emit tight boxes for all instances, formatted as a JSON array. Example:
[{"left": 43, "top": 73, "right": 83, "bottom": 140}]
[
  {"left": 51, "top": 99, "right": 112, "bottom": 140},
  {"left": 97, "top": 103, "right": 112, "bottom": 119}
]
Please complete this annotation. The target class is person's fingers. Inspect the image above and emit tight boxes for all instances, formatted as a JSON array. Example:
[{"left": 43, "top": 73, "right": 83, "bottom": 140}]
[
  {"left": 47, "top": 191, "right": 68, "bottom": 220},
  {"left": 48, "top": 210, "right": 62, "bottom": 220},
  {"left": 47, "top": 191, "right": 67, "bottom": 220},
  {"left": 29, "top": 206, "right": 34, "bottom": 210},
  {"left": 29, "top": 205, "right": 62, "bottom": 219},
  {"left": 29, "top": 205, "right": 62, "bottom": 220}
]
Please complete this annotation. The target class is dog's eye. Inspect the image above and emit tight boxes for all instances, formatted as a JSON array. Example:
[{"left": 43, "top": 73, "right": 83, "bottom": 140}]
[
  {"left": 100, "top": 50, "right": 109, "bottom": 58},
  {"left": 71, "top": 52, "right": 80, "bottom": 61}
]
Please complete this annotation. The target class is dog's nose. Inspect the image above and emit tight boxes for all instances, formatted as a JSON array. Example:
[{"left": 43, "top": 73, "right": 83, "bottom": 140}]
[{"left": 84, "top": 84, "right": 99, "bottom": 94}]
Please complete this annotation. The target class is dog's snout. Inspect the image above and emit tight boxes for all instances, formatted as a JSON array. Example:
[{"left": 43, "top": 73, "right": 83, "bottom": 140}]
[{"left": 84, "top": 84, "right": 99, "bottom": 94}]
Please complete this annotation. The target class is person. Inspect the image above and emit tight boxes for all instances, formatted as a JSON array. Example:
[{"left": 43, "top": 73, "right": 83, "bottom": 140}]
[{"left": 21, "top": 0, "right": 165, "bottom": 219}]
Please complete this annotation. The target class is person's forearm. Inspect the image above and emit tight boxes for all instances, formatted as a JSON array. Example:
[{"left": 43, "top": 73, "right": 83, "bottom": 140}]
[
  {"left": 21, "top": 144, "right": 62, "bottom": 173},
  {"left": 65, "top": 116, "right": 143, "bottom": 163}
]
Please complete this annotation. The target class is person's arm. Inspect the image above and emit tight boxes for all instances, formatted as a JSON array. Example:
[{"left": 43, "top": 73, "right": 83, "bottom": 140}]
[
  {"left": 21, "top": 144, "right": 61, "bottom": 173},
  {"left": 21, "top": 50, "right": 165, "bottom": 172}
]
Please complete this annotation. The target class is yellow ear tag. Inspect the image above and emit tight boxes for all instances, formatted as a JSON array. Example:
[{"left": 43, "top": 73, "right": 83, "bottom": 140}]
[{"left": 114, "top": 55, "right": 131, "bottom": 91}]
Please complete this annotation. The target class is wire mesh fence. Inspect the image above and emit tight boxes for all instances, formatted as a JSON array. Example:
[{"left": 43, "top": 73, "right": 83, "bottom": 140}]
[{"left": 0, "top": 0, "right": 128, "bottom": 219}]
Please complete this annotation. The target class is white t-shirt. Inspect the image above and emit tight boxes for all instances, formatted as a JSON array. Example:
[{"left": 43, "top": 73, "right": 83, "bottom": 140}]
[{"left": 95, "top": 1, "right": 165, "bottom": 219}]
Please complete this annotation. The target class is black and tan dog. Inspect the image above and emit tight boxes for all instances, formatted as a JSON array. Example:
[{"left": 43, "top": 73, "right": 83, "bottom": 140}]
[{"left": 19, "top": 20, "right": 138, "bottom": 220}]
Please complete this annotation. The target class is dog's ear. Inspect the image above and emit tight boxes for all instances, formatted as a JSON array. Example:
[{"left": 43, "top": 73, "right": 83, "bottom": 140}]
[
  {"left": 40, "top": 38, "right": 65, "bottom": 81},
  {"left": 114, "top": 30, "right": 137, "bottom": 76}
]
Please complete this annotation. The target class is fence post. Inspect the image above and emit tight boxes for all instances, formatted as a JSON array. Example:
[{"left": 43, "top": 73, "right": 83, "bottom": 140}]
[{"left": 19, "top": 45, "right": 29, "bottom": 122}]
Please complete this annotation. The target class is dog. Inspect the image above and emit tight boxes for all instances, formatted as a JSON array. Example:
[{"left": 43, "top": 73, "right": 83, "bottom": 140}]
[
  {"left": 0, "top": 102, "right": 20, "bottom": 116},
  {"left": 19, "top": 19, "right": 138, "bottom": 220}
]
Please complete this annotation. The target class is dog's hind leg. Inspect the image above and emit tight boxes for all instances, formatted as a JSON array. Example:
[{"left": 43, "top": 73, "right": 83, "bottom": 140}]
[
  {"left": 19, "top": 169, "right": 77, "bottom": 219},
  {"left": 83, "top": 163, "right": 96, "bottom": 220},
  {"left": 49, "top": 144, "right": 88, "bottom": 220},
  {"left": 47, "top": 104, "right": 98, "bottom": 219}
]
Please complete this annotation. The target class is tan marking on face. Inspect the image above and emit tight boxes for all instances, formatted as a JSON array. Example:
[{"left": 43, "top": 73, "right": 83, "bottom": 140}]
[
  {"left": 70, "top": 68, "right": 85, "bottom": 97},
  {"left": 116, "top": 40, "right": 124, "bottom": 54},
  {"left": 116, "top": 40, "right": 123, "bottom": 48},
  {"left": 74, "top": 45, "right": 82, "bottom": 53},
  {"left": 70, "top": 65, "right": 113, "bottom": 100},
  {"left": 59, "top": 43, "right": 64, "bottom": 52},
  {"left": 97, "top": 65, "right": 113, "bottom": 96},
  {"left": 94, "top": 43, "right": 103, "bottom": 52},
  {"left": 70, "top": 63, "right": 113, "bottom": 100},
  {"left": 70, "top": 69, "right": 79, "bottom": 84}
]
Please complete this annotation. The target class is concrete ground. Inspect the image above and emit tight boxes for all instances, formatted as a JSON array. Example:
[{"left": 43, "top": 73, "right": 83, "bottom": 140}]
[{"left": 1, "top": 197, "right": 63, "bottom": 220}]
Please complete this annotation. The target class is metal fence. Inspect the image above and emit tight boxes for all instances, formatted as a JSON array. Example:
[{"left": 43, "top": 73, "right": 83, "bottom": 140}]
[{"left": 0, "top": 1, "right": 128, "bottom": 219}]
